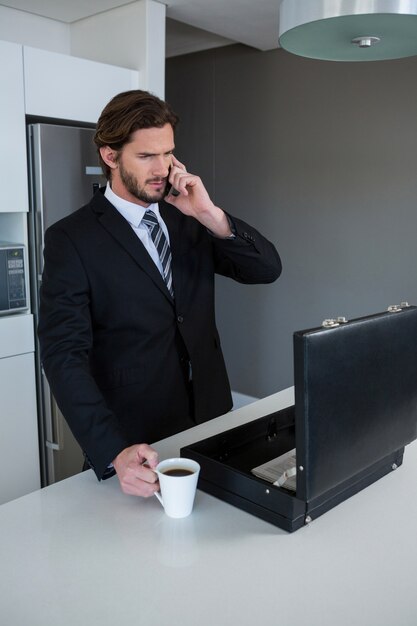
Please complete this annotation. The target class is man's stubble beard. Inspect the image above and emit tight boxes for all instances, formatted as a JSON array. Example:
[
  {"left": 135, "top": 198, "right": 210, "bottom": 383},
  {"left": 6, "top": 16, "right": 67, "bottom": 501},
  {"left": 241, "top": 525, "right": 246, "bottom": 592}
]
[{"left": 118, "top": 159, "right": 168, "bottom": 204}]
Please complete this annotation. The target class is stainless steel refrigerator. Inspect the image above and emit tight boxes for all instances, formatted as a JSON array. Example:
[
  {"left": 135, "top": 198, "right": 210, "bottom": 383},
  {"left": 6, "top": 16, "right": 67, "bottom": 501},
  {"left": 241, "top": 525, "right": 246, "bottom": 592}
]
[{"left": 28, "top": 123, "right": 105, "bottom": 486}]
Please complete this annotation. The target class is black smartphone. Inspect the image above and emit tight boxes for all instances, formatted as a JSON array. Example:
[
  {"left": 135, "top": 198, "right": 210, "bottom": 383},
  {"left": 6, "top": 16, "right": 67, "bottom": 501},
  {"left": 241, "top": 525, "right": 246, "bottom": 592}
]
[{"left": 165, "top": 166, "right": 180, "bottom": 197}]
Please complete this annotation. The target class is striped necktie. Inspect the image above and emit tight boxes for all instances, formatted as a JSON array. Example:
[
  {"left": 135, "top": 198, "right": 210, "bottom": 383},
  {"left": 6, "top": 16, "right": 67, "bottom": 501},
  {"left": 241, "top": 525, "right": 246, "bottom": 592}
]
[{"left": 142, "top": 210, "right": 174, "bottom": 297}]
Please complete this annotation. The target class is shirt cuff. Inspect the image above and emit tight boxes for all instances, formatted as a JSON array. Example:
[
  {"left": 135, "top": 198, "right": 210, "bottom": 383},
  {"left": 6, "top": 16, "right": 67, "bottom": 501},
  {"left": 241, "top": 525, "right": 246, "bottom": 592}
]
[{"left": 207, "top": 214, "right": 236, "bottom": 239}]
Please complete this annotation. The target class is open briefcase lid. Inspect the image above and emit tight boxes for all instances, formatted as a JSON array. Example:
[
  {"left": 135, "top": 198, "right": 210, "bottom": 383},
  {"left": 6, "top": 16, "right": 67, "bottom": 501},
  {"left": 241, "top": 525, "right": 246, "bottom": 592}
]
[{"left": 294, "top": 304, "right": 417, "bottom": 503}]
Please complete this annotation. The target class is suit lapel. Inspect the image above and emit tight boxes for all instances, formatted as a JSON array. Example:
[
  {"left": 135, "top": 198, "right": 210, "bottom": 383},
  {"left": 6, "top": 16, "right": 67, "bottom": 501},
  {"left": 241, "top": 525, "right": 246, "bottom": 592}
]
[{"left": 91, "top": 191, "right": 174, "bottom": 304}]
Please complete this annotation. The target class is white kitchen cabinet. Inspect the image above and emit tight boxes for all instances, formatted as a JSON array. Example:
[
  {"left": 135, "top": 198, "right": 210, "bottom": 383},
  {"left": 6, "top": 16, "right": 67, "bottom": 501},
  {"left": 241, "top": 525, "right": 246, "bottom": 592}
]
[
  {"left": 23, "top": 46, "right": 141, "bottom": 123},
  {"left": 0, "top": 40, "right": 28, "bottom": 214},
  {"left": 0, "top": 312, "right": 34, "bottom": 358},
  {"left": 0, "top": 314, "right": 40, "bottom": 504}
]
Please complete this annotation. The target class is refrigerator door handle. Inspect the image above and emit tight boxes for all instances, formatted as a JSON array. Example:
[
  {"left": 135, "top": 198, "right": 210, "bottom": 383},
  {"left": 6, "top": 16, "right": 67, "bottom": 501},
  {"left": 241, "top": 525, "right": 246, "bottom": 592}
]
[
  {"left": 36, "top": 208, "right": 45, "bottom": 277},
  {"left": 42, "top": 369, "right": 64, "bottom": 451}
]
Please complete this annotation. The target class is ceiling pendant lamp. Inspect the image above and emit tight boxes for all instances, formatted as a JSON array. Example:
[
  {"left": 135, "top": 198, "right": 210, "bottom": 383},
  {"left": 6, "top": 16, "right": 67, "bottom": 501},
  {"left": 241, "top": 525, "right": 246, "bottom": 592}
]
[{"left": 279, "top": 0, "right": 417, "bottom": 61}]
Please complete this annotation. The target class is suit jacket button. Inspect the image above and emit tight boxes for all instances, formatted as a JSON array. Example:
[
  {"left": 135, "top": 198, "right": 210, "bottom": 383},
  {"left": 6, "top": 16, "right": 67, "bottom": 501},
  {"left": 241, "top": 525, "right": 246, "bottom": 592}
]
[{"left": 177, "top": 315, "right": 184, "bottom": 323}]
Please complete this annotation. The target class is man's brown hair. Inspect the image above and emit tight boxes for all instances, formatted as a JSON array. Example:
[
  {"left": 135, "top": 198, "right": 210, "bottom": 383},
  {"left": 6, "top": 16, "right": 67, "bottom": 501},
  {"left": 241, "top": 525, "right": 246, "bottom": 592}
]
[{"left": 94, "top": 90, "right": 179, "bottom": 179}]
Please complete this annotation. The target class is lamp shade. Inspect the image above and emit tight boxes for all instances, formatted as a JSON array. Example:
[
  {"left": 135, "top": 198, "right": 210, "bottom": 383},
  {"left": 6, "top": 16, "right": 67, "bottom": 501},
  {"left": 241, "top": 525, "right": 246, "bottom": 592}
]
[{"left": 279, "top": 0, "right": 417, "bottom": 61}]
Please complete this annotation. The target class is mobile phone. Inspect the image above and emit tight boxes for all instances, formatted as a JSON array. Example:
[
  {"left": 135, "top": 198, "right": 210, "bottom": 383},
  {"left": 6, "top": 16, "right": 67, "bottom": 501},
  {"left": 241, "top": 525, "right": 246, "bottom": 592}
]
[
  {"left": 165, "top": 166, "right": 180, "bottom": 197},
  {"left": 164, "top": 182, "right": 180, "bottom": 197}
]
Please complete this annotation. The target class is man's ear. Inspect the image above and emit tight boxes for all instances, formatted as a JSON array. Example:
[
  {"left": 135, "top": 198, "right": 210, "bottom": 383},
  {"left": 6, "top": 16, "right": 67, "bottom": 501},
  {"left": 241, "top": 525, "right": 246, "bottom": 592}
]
[{"left": 99, "top": 146, "right": 118, "bottom": 170}]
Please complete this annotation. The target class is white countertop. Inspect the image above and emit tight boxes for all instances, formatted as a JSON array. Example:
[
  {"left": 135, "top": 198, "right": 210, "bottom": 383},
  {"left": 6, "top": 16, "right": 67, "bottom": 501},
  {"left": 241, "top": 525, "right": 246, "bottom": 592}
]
[{"left": 1, "top": 387, "right": 416, "bottom": 626}]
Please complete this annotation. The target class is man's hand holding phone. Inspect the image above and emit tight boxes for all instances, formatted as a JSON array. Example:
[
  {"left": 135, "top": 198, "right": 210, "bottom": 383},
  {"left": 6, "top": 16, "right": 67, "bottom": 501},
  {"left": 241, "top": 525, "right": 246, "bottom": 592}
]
[{"left": 165, "top": 155, "right": 233, "bottom": 238}]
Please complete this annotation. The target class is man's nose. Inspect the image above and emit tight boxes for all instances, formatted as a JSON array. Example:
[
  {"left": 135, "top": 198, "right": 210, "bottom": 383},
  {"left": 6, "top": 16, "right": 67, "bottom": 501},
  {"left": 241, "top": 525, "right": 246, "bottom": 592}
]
[{"left": 152, "top": 157, "right": 169, "bottom": 178}]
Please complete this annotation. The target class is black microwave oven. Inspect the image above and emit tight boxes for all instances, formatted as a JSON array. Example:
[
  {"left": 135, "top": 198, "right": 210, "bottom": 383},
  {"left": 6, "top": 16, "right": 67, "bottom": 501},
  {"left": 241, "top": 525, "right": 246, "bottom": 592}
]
[{"left": 0, "top": 242, "right": 28, "bottom": 315}]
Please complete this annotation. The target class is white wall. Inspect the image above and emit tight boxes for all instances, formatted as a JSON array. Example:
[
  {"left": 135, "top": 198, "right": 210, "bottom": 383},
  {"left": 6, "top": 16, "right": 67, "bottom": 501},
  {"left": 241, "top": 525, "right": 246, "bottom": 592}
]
[
  {"left": 70, "top": 0, "right": 166, "bottom": 98},
  {"left": 0, "top": 5, "right": 70, "bottom": 53},
  {"left": 0, "top": 1, "right": 165, "bottom": 96}
]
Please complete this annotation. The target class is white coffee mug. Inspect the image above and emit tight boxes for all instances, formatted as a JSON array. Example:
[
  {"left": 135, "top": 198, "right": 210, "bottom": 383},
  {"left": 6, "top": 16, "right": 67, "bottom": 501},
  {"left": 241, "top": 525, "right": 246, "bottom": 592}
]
[{"left": 154, "top": 458, "right": 200, "bottom": 518}]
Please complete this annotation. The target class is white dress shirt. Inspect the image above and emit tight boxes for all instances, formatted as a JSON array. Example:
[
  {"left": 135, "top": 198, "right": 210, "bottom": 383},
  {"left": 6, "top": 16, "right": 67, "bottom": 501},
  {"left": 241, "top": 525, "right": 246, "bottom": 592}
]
[{"left": 104, "top": 183, "right": 171, "bottom": 278}]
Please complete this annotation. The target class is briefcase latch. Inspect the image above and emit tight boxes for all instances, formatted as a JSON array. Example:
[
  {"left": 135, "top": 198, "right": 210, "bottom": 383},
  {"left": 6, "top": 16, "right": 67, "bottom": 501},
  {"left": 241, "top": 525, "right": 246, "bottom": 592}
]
[
  {"left": 322, "top": 317, "right": 348, "bottom": 328},
  {"left": 388, "top": 302, "right": 409, "bottom": 313}
]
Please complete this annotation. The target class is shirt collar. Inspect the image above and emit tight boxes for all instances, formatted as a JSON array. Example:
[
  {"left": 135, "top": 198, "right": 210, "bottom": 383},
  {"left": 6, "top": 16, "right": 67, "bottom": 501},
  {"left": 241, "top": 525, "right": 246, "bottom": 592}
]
[{"left": 104, "top": 182, "right": 161, "bottom": 228}]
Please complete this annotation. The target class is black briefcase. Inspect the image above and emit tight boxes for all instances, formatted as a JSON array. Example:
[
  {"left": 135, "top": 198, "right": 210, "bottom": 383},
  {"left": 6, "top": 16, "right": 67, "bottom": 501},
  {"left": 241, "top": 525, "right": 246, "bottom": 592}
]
[{"left": 181, "top": 304, "right": 417, "bottom": 532}]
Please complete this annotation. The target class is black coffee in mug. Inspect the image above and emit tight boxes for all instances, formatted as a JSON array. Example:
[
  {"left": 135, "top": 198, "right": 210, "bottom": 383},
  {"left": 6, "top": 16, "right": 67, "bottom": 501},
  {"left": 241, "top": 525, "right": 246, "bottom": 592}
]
[{"left": 161, "top": 468, "right": 194, "bottom": 477}]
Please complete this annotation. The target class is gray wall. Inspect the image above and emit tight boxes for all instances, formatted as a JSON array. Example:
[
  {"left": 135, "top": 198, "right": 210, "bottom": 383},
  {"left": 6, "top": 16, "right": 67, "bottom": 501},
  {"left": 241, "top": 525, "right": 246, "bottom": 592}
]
[{"left": 166, "top": 45, "right": 417, "bottom": 398}]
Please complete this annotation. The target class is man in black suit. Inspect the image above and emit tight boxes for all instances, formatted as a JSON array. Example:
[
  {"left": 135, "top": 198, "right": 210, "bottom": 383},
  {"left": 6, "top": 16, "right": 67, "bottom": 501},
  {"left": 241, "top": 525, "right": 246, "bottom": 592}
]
[{"left": 38, "top": 90, "right": 281, "bottom": 497}]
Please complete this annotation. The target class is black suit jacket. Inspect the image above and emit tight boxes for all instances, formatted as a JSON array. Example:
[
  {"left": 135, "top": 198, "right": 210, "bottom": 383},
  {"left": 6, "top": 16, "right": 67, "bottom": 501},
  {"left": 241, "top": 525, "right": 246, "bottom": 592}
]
[{"left": 38, "top": 189, "right": 281, "bottom": 478}]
